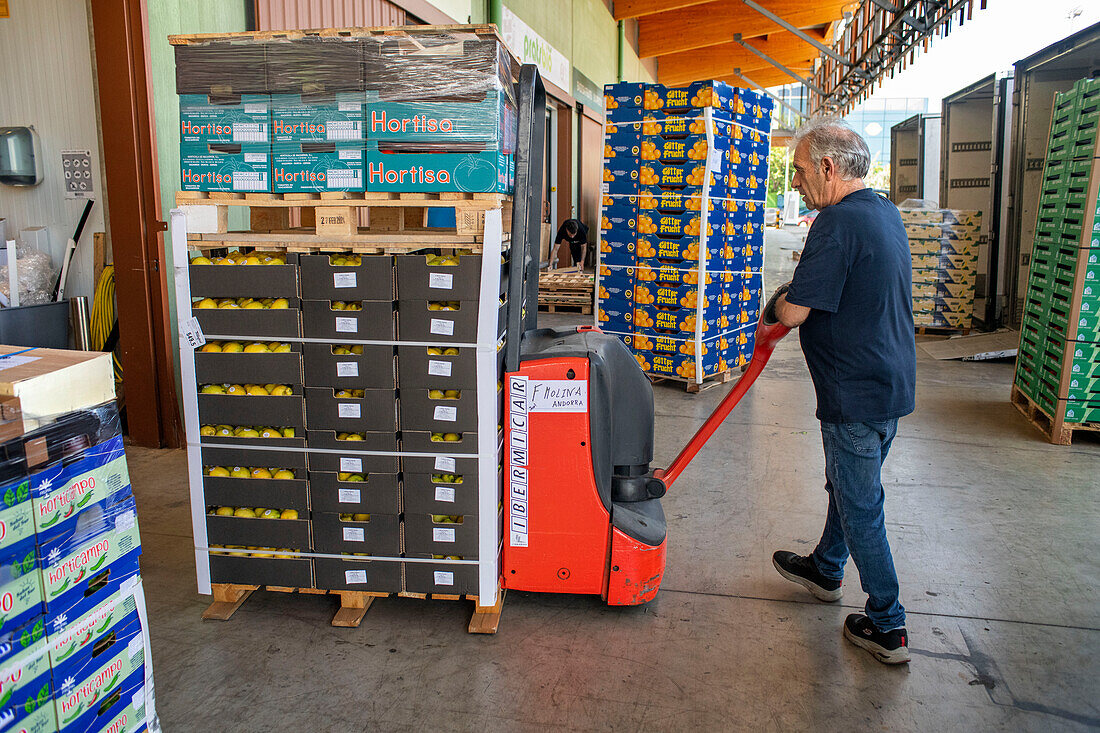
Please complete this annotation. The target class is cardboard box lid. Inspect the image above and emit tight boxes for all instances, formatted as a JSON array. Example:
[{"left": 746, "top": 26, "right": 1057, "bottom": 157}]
[{"left": 0, "top": 346, "right": 114, "bottom": 429}]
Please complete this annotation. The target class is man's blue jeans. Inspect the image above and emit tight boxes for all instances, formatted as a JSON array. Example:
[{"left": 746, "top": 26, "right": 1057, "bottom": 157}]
[{"left": 811, "top": 420, "right": 906, "bottom": 631}]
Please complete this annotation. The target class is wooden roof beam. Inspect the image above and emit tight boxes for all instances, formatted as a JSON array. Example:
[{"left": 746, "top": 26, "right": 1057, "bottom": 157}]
[
  {"left": 612, "top": 0, "right": 713, "bottom": 21},
  {"left": 639, "top": 0, "right": 853, "bottom": 58},
  {"left": 658, "top": 33, "right": 818, "bottom": 85}
]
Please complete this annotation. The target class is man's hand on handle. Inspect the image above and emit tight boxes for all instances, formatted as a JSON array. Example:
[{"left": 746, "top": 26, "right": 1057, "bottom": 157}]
[{"left": 764, "top": 282, "right": 811, "bottom": 329}]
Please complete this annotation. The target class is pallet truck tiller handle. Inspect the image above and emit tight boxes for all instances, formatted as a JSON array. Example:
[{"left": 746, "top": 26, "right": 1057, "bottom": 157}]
[{"left": 654, "top": 284, "right": 792, "bottom": 490}]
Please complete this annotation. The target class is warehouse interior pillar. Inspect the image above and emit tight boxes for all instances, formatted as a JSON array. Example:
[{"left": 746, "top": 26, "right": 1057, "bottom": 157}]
[{"left": 89, "top": 0, "right": 182, "bottom": 448}]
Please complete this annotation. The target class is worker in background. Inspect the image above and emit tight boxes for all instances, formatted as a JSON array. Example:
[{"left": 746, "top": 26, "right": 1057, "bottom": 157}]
[
  {"left": 769, "top": 118, "right": 916, "bottom": 665},
  {"left": 552, "top": 218, "right": 589, "bottom": 269}
]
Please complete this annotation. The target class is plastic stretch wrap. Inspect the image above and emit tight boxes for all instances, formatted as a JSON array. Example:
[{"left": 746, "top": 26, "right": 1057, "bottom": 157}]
[
  {"left": 174, "top": 30, "right": 517, "bottom": 106},
  {"left": 0, "top": 245, "right": 58, "bottom": 306}
]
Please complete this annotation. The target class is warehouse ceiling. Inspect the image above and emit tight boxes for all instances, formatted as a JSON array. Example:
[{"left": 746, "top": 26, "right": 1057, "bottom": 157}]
[{"left": 617, "top": 0, "right": 987, "bottom": 116}]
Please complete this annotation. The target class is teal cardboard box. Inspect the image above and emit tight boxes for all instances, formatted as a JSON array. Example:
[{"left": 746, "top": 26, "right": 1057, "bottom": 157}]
[
  {"left": 365, "top": 145, "right": 513, "bottom": 193},
  {"left": 180, "top": 143, "right": 270, "bottom": 192},
  {"left": 272, "top": 143, "right": 365, "bottom": 193},
  {"left": 179, "top": 93, "right": 270, "bottom": 144},
  {"left": 366, "top": 90, "right": 516, "bottom": 151},
  {"left": 271, "top": 92, "right": 366, "bottom": 143}
]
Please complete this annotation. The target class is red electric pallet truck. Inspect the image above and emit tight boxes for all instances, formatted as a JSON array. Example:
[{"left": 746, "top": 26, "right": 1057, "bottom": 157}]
[{"left": 500, "top": 68, "right": 790, "bottom": 605}]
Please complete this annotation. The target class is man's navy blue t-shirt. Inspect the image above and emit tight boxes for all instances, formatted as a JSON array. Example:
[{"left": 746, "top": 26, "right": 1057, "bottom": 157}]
[{"left": 786, "top": 188, "right": 916, "bottom": 423}]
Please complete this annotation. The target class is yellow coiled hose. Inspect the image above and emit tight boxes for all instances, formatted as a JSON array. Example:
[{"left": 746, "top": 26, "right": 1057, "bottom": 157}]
[{"left": 90, "top": 265, "right": 123, "bottom": 382}]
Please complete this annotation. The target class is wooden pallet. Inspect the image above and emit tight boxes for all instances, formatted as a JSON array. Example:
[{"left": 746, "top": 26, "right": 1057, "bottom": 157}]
[
  {"left": 177, "top": 191, "right": 512, "bottom": 249},
  {"left": 202, "top": 583, "right": 505, "bottom": 633},
  {"left": 169, "top": 23, "right": 503, "bottom": 46},
  {"left": 538, "top": 302, "right": 593, "bottom": 315},
  {"left": 916, "top": 325, "right": 971, "bottom": 336},
  {"left": 649, "top": 367, "right": 736, "bottom": 393},
  {"left": 1010, "top": 384, "right": 1100, "bottom": 446}
]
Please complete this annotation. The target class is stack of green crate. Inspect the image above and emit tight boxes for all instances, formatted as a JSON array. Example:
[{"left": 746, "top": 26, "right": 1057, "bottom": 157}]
[{"left": 1014, "top": 76, "right": 1100, "bottom": 434}]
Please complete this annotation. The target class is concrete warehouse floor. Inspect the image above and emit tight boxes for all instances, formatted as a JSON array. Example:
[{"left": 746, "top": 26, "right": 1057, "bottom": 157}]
[{"left": 129, "top": 227, "right": 1100, "bottom": 731}]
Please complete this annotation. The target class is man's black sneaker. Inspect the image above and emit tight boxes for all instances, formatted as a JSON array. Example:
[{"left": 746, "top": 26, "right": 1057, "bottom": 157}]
[
  {"left": 843, "top": 614, "right": 911, "bottom": 664},
  {"left": 772, "top": 551, "right": 842, "bottom": 602}
]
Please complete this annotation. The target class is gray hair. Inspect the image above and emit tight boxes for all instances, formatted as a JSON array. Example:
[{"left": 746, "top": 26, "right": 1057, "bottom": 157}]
[{"left": 791, "top": 117, "right": 871, "bottom": 180}]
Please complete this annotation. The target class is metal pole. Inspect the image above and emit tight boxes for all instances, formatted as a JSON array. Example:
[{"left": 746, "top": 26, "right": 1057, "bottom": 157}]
[
  {"left": 617, "top": 21, "right": 625, "bottom": 81},
  {"left": 70, "top": 296, "right": 91, "bottom": 350},
  {"left": 734, "top": 36, "right": 828, "bottom": 97},
  {"left": 739, "top": 0, "right": 850, "bottom": 65}
]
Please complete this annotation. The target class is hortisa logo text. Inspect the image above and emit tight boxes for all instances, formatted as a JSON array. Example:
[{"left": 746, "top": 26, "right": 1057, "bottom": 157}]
[
  {"left": 37, "top": 476, "right": 96, "bottom": 528},
  {"left": 59, "top": 658, "right": 125, "bottom": 722},
  {"left": 48, "top": 537, "right": 110, "bottom": 589}
]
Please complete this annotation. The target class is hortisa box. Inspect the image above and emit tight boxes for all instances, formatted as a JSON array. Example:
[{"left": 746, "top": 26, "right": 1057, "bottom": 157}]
[
  {"left": 0, "top": 473, "right": 33, "bottom": 557},
  {"left": 30, "top": 432, "right": 131, "bottom": 540},
  {"left": 39, "top": 495, "right": 141, "bottom": 620},
  {"left": 180, "top": 143, "right": 270, "bottom": 193},
  {"left": 270, "top": 92, "right": 366, "bottom": 143},
  {"left": 0, "top": 613, "right": 51, "bottom": 733},
  {"left": 365, "top": 145, "right": 513, "bottom": 194},
  {"left": 179, "top": 94, "right": 270, "bottom": 145},
  {"left": 272, "top": 142, "right": 364, "bottom": 193},
  {"left": 366, "top": 90, "right": 517, "bottom": 151}
]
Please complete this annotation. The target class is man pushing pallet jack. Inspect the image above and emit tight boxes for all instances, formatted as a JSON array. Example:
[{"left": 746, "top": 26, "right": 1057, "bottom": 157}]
[{"left": 502, "top": 69, "right": 915, "bottom": 665}]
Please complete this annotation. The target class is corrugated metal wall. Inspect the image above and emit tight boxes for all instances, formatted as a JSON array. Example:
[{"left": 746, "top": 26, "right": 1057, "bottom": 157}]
[
  {"left": 255, "top": 0, "right": 407, "bottom": 29},
  {"left": 0, "top": 0, "right": 105, "bottom": 300}
]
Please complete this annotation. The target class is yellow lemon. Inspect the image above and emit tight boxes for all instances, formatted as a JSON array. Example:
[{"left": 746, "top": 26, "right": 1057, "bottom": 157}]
[
  {"left": 243, "top": 342, "right": 269, "bottom": 353},
  {"left": 251, "top": 468, "right": 273, "bottom": 479},
  {"left": 243, "top": 300, "right": 264, "bottom": 309},
  {"left": 221, "top": 342, "right": 243, "bottom": 353},
  {"left": 279, "top": 509, "right": 299, "bottom": 520},
  {"left": 270, "top": 298, "right": 289, "bottom": 309},
  {"left": 200, "top": 425, "right": 217, "bottom": 436},
  {"left": 273, "top": 342, "right": 291, "bottom": 352},
  {"left": 194, "top": 298, "right": 217, "bottom": 309},
  {"left": 226, "top": 384, "right": 246, "bottom": 396},
  {"left": 428, "top": 389, "right": 444, "bottom": 399},
  {"left": 237, "top": 428, "right": 261, "bottom": 438},
  {"left": 191, "top": 256, "right": 213, "bottom": 265},
  {"left": 200, "top": 384, "right": 225, "bottom": 395},
  {"left": 233, "top": 507, "right": 256, "bottom": 518},
  {"left": 443, "top": 390, "right": 460, "bottom": 399},
  {"left": 353, "top": 513, "right": 371, "bottom": 521},
  {"left": 214, "top": 506, "right": 234, "bottom": 516},
  {"left": 246, "top": 385, "right": 268, "bottom": 396},
  {"left": 272, "top": 469, "right": 294, "bottom": 480},
  {"left": 281, "top": 427, "right": 295, "bottom": 438},
  {"left": 207, "top": 465, "right": 230, "bottom": 477},
  {"left": 350, "top": 345, "right": 363, "bottom": 355},
  {"left": 200, "top": 342, "right": 222, "bottom": 353},
  {"left": 443, "top": 433, "right": 461, "bottom": 442}
]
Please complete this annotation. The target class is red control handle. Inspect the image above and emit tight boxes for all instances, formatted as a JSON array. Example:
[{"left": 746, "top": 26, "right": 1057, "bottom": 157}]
[{"left": 654, "top": 315, "right": 790, "bottom": 490}]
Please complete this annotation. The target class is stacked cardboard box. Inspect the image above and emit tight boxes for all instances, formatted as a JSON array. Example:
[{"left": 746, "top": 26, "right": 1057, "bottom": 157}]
[
  {"left": 189, "top": 249, "right": 506, "bottom": 595},
  {"left": 174, "top": 32, "right": 517, "bottom": 194},
  {"left": 1015, "top": 77, "right": 1100, "bottom": 426},
  {"left": 0, "top": 347, "right": 156, "bottom": 733},
  {"left": 900, "top": 207, "right": 982, "bottom": 329},
  {"left": 596, "top": 81, "right": 772, "bottom": 381}
]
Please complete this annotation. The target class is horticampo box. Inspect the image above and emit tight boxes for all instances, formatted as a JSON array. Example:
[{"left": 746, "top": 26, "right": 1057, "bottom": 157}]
[
  {"left": 0, "top": 474, "right": 33, "bottom": 557},
  {"left": 0, "top": 613, "right": 51, "bottom": 731},
  {"left": 30, "top": 433, "right": 131, "bottom": 540},
  {"left": 0, "top": 536, "right": 43, "bottom": 637},
  {"left": 270, "top": 92, "right": 366, "bottom": 143}
]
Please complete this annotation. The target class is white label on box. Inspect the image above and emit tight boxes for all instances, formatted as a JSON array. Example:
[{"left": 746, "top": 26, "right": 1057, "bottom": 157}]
[
  {"left": 528, "top": 380, "right": 588, "bottom": 412},
  {"left": 0, "top": 354, "right": 40, "bottom": 371},
  {"left": 345, "top": 569, "right": 368, "bottom": 584},
  {"left": 433, "top": 527, "right": 456, "bottom": 543},
  {"left": 338, "top": 488, "right": 361, "bottom": 503},
  {"left": 232, "top": 122, "right": 266, "bottom": 143},
  {"left": 120, "top": 575, "right": 140, "bottom": 594},
  {"left": 232, "top": 171, "right": 267, "bottom": 191},
  {"left": 115, "top": 511, "right": 136, "bottom": 532},
  {"left": 338, "top": 402, "right": 361, "bottom": 419},
  {"left": 427, "top": 359, "right": 452, "bottom": 377},
  {"left": 434, "top": 456, "right": 456, "bottom": 472},
  {"left": 132, "top": 688, "right": 146, "bottom": 712},
  {"left": 243, "top": 152, "right": 268, "bottom": 163},
  {"left": 181, "top": 316, "right": 206, "bottom": 349},
  {"left": 327, "top": 170, "right": 363, "bottom": 187},
  {"left": 435, "top": 486, "right": 456, "bottom": 503},
  {"left": 328, "top": 121, "right": 363, "bottom": 141},
  {"left": 433, "top": 405, "right": 458, "bottom": 422},
  {"left": 706, "top": 144, "right": 721, "bottom": 173},
  {"left": 430, "top": 318, "right": 455, "bottom": 336},
  {"left": 343, "top": 526, "right": 365, "bottom": 542},
  {"left": 340, "top": 457, "right": 363, "bottom": 473},
  {"left": 433, "top": 571, "right": 455, "bottom": 586},
  {"left": 244, "top": 103, "right": 268, "bottom": 114},
  {"left": 338, "top": 101, "right": 361, "bottom": 112},
  {"left": 428, "top": 272, "right": 454, "bottom": 290},
  {"left": 128, "top": 634, "right": 143, "bottom": 658},
  {"left": 333, "top": 272, "right": 357, "bottom": 288},
  {"left": 336, "top": 146, "right": 363, "bottom": 160},
  {"left": 335, "top": 316, "right": 358, "bottom": 333},
  {"left": 336, "top": 361, "right": 359, "bottom": 377}
]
